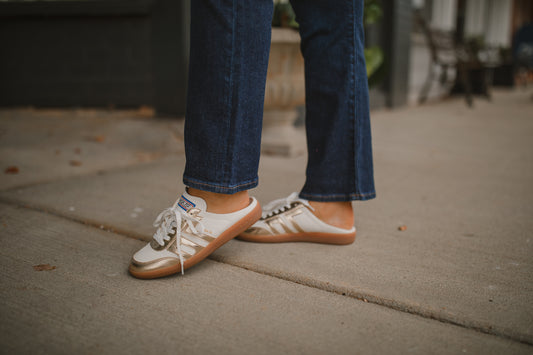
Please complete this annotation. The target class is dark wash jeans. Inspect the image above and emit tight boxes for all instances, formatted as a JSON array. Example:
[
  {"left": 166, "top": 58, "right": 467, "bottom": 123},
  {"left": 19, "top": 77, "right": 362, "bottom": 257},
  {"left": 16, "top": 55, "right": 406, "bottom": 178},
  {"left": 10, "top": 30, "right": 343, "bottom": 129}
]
[{"left": 183, "top": 0, "right": 376, "bottom": 202}]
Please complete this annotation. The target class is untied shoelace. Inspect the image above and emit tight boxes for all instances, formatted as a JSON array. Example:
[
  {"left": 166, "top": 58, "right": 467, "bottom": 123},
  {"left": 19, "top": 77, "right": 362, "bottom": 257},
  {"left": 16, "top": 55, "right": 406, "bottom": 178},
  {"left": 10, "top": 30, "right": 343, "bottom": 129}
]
[{"left": 152, "top": 206, "right": 207, "bottom": 275}]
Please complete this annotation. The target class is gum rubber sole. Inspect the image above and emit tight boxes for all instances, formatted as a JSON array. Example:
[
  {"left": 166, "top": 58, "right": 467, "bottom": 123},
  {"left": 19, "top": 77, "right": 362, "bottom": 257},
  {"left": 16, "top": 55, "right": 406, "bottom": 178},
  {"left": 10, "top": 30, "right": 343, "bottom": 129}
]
[
  {"left": 237, "top": 230, "right": 356, "bottom": 245},
  {"left": 129, "top": 201, "right": 262, "bottom": 279}
]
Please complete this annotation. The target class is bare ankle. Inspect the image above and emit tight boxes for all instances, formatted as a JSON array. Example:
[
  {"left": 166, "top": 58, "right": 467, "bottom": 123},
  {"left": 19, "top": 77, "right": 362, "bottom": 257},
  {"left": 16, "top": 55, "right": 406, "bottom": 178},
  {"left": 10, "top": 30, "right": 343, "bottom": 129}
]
[
  {"left": 308, "top": 201, "right": 354, "bottom": 230},
  {"left": 187, "top": 188, "right": 250, "bottom": 213}
]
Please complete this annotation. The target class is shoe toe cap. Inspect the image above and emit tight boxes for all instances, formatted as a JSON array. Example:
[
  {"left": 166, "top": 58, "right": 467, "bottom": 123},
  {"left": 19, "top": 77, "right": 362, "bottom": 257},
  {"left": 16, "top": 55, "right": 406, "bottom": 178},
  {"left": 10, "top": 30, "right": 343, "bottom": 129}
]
[{"left": 132, "top": 243, "right": 178, "bottom": 263}]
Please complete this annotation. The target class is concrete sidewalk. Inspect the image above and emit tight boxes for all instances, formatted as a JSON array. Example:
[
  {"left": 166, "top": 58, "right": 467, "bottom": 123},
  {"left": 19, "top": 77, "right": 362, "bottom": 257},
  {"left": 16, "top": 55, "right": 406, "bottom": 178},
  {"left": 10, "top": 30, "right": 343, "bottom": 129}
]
[{"left": 1, "top": 90, "right": 532, "bottom": 354}]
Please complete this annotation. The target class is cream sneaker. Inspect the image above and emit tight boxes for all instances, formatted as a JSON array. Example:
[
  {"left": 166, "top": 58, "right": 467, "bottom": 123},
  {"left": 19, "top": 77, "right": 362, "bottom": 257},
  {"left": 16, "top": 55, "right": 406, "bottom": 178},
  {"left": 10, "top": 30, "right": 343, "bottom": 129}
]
[
  {"left": 238, "top": 192, "right": 356, "bottom": 245},
  {"left": 129, "top": 191, "right": 261, "bottom": 279}
]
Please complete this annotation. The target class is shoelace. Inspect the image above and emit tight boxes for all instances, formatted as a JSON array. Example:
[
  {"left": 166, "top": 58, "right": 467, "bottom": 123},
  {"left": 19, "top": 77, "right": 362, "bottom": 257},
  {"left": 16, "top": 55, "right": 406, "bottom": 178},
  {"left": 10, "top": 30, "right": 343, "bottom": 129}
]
[
  {"left": 152, "top": 206, "right": 206, "bottom": 275},
  {"left": 262, "top": 192, "right": 314, "bottom": 218}
]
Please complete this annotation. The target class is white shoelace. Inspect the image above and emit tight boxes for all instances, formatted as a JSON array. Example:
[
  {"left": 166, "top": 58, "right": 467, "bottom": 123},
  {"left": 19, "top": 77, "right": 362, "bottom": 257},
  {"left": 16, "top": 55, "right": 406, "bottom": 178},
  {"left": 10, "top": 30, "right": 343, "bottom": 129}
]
[
  {"left": 261, "top": 192, "right": 314, "bottom": 218},
  {"left": 152, "top": 206, "right": 206, "bottom": 275}
]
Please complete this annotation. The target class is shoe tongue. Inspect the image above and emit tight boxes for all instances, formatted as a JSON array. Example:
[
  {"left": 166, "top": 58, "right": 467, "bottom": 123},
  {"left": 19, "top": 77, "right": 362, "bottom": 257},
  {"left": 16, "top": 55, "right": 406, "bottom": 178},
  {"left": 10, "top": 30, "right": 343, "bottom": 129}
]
[{"left": 175, "top": 192, "right": 207, "bottom": 213}]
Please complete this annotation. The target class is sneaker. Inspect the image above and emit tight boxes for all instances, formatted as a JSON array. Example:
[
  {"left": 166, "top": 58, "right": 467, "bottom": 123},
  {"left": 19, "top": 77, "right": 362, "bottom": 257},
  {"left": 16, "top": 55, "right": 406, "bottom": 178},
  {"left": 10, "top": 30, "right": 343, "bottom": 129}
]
[
  {"left": 238, "top": 192, "right": 356, "bottom": 245},
  {"left": 129, "top": 191, "right": 261, "bottom": 279}
]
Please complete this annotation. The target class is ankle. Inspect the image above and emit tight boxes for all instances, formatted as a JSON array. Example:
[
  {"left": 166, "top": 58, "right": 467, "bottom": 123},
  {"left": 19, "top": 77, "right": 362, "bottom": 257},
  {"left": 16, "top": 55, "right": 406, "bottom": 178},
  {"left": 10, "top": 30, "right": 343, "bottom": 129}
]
[
  {"left": 308, "top": 201, "right": 354, "bottom": 230},
  {"left": 187, "top": 188, "right": 250, "bottom": 213}
]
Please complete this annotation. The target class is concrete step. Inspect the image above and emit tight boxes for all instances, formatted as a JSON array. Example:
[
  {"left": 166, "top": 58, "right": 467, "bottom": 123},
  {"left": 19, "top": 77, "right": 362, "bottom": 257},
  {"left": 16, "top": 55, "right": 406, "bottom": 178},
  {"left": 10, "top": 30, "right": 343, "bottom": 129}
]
[{"left": 0, "top": 108, "right": 184, "bottom": 190}]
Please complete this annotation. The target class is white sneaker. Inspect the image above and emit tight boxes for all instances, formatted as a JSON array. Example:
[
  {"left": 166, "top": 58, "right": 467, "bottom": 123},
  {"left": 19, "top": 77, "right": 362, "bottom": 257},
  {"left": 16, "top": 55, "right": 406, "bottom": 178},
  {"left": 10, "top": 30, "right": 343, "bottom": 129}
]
[
  {"left": 238, "top": 192, "right": 356, "bottom": 245},
  {"left": 129, "top": 191, "right": 261, "bottom": 279}
]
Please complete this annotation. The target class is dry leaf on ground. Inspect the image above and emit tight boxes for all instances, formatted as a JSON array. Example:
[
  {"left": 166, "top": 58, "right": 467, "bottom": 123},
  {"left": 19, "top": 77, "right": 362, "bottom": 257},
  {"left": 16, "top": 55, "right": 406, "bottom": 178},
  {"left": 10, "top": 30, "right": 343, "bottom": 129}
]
[
  {"left": 85, "top": 135, "right": 106, "bottom": 143},
  {"left": 398, "top": 225, "right": 407, "bottom": 231},
  {"left": 33, "top": 264, "right": 56, "bottom": 271},
  {"left": 5, "top": 166, "right": 19, "bottom": 174},
  {"left": 69, "top": 160, "right": 82, "bottom": 167}
]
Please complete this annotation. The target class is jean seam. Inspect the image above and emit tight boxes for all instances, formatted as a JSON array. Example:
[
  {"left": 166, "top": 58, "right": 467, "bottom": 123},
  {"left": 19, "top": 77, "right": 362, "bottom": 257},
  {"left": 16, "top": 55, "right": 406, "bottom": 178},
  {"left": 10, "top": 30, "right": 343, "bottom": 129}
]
[
  {"left": 350, "top": 0, "right": 360, "bottom": 197},
  {"left": 220, "top": 0, "right": 236, "bottom": 186},
  {"left": 344, "top": 0, "right": 356, "bottom": 198}
]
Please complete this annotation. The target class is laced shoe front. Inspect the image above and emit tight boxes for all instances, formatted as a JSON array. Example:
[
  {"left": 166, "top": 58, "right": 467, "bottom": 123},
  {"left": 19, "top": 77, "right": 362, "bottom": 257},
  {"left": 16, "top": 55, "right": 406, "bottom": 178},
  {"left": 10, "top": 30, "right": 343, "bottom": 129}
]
[
  {"left": 238, "top": 192, "right": 356, "bottom": 245},
  {"left": 129, "top": 192, "right": 261, "bottom": 279}
]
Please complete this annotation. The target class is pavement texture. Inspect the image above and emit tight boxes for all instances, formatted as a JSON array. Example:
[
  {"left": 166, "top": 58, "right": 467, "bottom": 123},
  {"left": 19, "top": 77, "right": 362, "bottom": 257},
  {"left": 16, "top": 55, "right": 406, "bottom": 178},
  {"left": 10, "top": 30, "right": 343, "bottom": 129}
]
[{"left": 1, "top": 90, "right": 532, "bottom": 354}]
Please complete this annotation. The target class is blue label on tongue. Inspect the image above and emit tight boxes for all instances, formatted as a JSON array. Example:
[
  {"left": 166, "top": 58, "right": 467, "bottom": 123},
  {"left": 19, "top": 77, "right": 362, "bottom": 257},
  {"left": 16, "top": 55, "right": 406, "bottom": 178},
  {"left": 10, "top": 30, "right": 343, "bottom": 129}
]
[{"left": 177, "top": 195, "right": 195, "bottom": 211}]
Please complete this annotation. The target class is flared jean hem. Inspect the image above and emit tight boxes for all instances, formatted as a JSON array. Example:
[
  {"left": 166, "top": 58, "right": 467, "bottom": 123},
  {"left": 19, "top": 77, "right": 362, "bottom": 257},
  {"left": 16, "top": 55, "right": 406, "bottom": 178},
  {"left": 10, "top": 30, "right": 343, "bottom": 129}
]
[
  {"left": 183, "top": 175, "right": 259, "bottom": 194},
  {"left": 299, "top": 191, "right": 376, "bottom": 202}
]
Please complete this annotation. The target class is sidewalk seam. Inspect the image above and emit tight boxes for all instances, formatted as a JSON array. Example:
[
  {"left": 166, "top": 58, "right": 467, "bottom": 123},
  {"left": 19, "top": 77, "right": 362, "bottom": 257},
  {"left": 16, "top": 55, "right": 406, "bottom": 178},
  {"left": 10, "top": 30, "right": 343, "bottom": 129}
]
[
  {"left": 0, "top": 154, "right": 181, "bottom": 193},
  {"left": 208, "top": 256, "right": 533, "bottom": 347},
  {"left": 0, "top": 196, "right": 148, "bottom": 242},
  {"left": 1, "top": 196, "right": 531, "bottom": 347}
]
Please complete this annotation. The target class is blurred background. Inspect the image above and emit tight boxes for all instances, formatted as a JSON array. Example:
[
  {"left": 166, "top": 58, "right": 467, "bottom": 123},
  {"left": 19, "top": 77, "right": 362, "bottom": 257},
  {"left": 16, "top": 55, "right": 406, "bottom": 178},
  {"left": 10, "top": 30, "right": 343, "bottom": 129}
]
[{"left": 0, "top": 0, "right": 532, "bottom": 116}]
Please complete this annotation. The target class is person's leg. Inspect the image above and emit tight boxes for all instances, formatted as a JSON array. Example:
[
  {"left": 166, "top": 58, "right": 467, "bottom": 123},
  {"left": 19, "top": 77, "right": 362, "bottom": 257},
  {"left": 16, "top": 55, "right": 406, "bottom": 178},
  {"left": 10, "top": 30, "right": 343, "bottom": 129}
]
[
  {"left": 129, "top": 0, "right": 273, "bottom": 278},
  {"left": 292, "top": 0, "right": 375, "bottom": 203},
  {"left": 184, "top": 0, "right": 273, "bottom": 203},
  {"left": 292, "top": 0, "right": 375, "bottom": 228},
  {"left": 239, "top": 0, "right": 375, "bottom": 244}
]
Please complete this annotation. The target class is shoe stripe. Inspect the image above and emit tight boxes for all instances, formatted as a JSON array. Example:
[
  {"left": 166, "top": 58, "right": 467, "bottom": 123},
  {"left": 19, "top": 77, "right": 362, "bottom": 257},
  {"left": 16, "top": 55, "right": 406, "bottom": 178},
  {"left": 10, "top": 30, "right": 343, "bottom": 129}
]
[
  {"left": 199, "top": 234, "right": 216, "bottom": 243},
  {"left": 278, "top": 217, "right": 294, "bottom": 234},
  {"left": 181, "top": 233, "right": 210, "bottom": 247},
  {"left": 266, "top": 219, "right": 282, "bottom": 234},
  {"left": 263, "top": 207, "right": 305, "bottom": 235},
  {"left": 179, "top": 242, "right": 197, "bottom": 257},
  {"left": 285, "top": 210, "right": 305, "bottom": 233},
  {"left": 267, "top": 216, "right": 295, "bottom": 234},
  {"left": 291, "top": 220, "right": 305, "bottom": 233}
]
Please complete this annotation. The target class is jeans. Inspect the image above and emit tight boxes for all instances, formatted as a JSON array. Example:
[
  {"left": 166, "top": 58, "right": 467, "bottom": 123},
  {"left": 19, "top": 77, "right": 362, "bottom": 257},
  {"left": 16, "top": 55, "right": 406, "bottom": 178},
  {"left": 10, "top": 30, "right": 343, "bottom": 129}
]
[{"left": 183, "top": 0, "right": 375, "bottom": 202}]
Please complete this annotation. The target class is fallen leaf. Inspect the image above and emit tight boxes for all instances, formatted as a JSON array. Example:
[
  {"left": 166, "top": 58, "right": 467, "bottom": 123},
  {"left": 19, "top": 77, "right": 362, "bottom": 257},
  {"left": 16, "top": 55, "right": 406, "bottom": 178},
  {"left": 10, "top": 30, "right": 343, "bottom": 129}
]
[
  {"left": 86, "top": 135, "right": 106, "bottom": 143},
  {"left": 5, "top": 166, "right": 19, "bottom": 174},
  {"left": 398, "top": 225, "right": 407, "bottom": 231},
  {"left": 74, "top": 147, "right": 81, "bottom": 154},
  {"left": 33, "top": 264, "right": 56, "bottom": 271},
  {"left": 54, "top": 149, "right": 61, "bottom": 155},
  {"left": 69, "top": 160, "right": 82, "bottom": 166}
]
